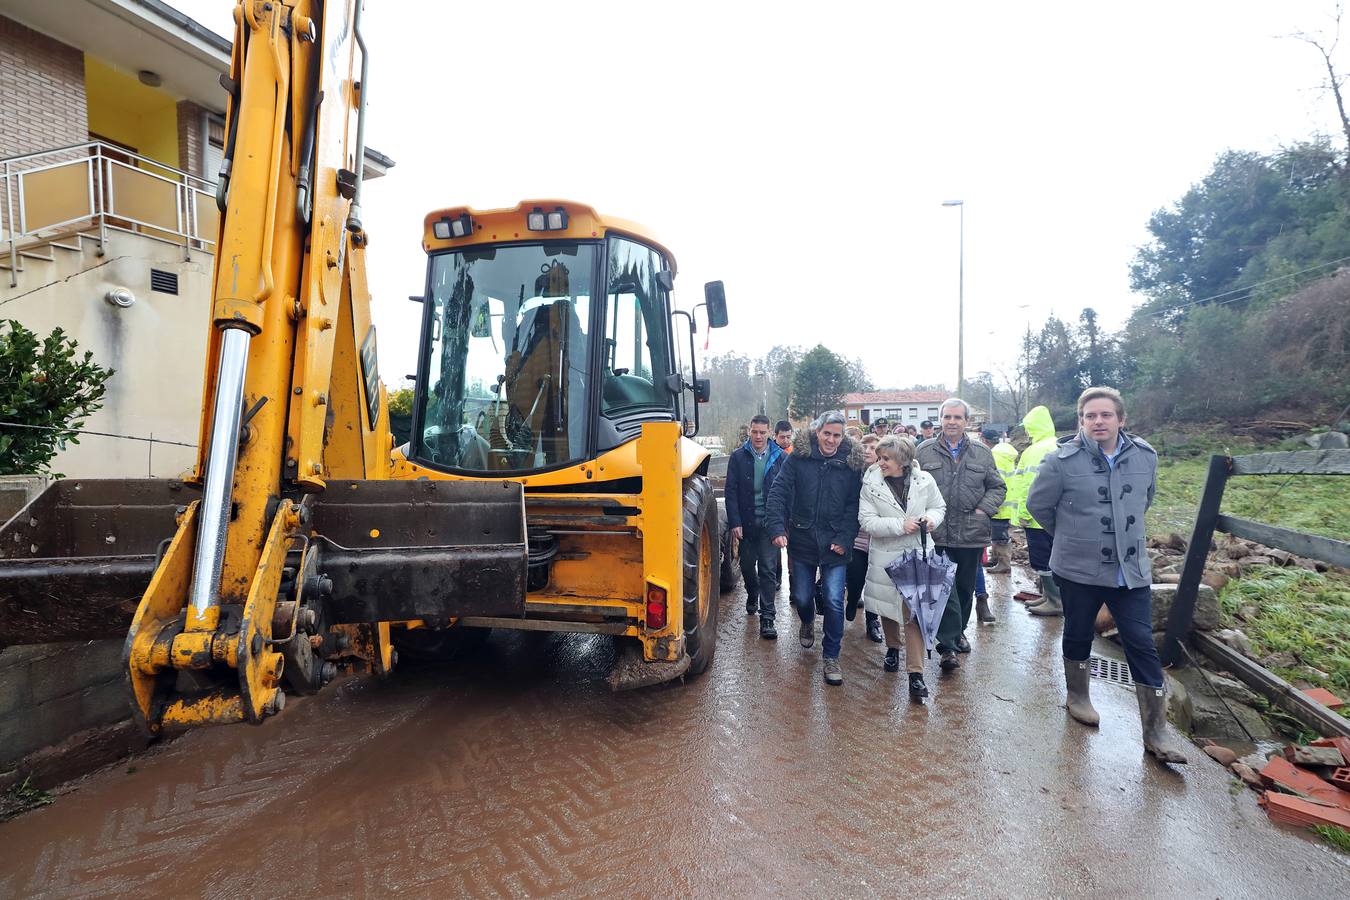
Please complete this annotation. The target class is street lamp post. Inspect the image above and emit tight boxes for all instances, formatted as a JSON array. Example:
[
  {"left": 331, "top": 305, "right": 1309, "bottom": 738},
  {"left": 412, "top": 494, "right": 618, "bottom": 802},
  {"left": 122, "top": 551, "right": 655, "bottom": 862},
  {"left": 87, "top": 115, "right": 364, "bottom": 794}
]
[{"left": 942, "top": 200, "right": 964, "bottom": 397}]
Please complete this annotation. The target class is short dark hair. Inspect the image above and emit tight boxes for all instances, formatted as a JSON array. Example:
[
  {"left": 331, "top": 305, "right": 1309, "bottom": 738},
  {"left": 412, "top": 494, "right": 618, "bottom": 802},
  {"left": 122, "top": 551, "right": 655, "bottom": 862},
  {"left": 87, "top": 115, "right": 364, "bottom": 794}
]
[
  {"left": 774, "top": 419, "right": 792, "bottom": 433},
  {"left": 750, "top": 414, "right": 771, "bottom": 427},
  {"left": 981, "top": 427, "right": 1000, "bottom": 442}
]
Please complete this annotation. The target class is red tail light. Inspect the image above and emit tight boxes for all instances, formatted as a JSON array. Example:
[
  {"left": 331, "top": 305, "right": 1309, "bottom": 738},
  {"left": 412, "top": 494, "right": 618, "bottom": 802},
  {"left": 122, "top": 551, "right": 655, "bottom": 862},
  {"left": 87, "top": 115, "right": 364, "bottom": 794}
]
[{"left": 645, "top": 583, "right": 668, "bottom": 630}]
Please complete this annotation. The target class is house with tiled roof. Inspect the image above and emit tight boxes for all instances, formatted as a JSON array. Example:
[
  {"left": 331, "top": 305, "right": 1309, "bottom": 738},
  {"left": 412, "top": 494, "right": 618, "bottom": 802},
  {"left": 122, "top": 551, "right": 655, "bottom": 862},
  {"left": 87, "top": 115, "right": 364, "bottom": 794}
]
[{"left": 843, "top": 390, "right": 951, "bottom": 428}]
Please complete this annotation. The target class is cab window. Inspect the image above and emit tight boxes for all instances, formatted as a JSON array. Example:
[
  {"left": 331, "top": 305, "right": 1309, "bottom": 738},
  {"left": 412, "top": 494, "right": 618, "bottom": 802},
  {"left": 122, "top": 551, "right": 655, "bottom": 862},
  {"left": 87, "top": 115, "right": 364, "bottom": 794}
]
[{"left": 602, "top": 237, "right": 672, "bottom": 414}]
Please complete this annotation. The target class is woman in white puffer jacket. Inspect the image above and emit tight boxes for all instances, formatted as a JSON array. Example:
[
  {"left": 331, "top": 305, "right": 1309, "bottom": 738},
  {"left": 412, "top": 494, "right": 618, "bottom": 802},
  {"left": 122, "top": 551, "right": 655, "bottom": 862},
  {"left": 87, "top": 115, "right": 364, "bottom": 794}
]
[{"left": 858, "top": 435, "right": 946, "bottom": 699}]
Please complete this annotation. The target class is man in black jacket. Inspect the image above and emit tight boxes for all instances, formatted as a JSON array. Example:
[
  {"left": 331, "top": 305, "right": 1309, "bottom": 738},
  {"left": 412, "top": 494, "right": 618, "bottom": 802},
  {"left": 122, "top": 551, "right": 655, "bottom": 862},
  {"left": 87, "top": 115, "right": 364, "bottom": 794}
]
[
  {"left": 767, "top": 411, "right": 867, "bottom": 685},
  {"left": 725, "top": 415, "right": 788, "bottom": 638}
]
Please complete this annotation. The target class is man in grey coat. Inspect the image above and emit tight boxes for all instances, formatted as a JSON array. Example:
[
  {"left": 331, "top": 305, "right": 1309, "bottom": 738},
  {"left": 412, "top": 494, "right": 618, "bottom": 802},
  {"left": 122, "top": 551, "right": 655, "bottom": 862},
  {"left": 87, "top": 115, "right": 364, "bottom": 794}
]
[
  {"left": 915, "top": 398, "right": 1006, "bottom": 673},
  {"left": 1026, "top": 386, "right": 1187, "bottom": 765}
]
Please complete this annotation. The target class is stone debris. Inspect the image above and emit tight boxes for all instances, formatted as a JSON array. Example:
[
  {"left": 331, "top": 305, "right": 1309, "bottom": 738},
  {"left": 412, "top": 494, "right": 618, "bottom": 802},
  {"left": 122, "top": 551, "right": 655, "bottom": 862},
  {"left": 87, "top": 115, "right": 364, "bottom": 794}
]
[{"left": 1203, "top": 745, "right": 1238, "bottom": 766}]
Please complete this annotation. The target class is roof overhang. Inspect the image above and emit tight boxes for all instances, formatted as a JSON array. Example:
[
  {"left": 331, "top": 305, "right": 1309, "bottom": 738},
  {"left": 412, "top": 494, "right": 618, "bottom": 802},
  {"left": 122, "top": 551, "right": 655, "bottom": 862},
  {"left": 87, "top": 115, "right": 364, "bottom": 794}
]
[{"left": 0, "top": 0, "right": 392, "bottom": 178}]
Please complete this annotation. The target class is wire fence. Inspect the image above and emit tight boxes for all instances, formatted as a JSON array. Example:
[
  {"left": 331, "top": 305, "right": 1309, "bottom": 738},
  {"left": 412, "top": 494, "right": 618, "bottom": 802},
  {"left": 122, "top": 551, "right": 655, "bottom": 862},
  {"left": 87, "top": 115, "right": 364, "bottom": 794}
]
[{"left": 0, "top": 420, "right": 197, "bottom": 477}]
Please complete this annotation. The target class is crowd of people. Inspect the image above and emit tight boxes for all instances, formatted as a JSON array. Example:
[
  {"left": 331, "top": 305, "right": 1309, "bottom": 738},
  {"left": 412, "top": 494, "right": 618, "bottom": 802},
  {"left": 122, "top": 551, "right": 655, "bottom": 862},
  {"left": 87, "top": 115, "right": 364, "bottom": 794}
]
[{"left": 723, "top": 387, "right": 1188, "bottom": 765}]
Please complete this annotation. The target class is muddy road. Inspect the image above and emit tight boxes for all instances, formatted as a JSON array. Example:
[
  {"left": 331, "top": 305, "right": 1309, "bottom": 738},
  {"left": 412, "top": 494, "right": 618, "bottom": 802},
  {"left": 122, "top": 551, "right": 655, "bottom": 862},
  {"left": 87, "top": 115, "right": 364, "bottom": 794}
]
[{"left": 3, "top": 572, "right": 1348, "bottom": 898}]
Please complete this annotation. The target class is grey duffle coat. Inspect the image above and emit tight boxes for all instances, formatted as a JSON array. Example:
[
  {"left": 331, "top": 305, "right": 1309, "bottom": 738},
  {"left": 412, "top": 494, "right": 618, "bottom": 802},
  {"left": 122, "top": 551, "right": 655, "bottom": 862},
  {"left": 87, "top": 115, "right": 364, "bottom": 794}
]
[{"left": 1025, "top": 430, "right": 1157, "bottom": 589}]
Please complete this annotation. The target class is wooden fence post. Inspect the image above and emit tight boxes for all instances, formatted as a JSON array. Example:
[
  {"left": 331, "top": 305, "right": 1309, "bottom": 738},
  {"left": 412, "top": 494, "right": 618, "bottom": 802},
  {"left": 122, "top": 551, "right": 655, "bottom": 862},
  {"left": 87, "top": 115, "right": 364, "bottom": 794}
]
[{"left": 1161, "top": 454, "right": 1230, "bottom": 667}]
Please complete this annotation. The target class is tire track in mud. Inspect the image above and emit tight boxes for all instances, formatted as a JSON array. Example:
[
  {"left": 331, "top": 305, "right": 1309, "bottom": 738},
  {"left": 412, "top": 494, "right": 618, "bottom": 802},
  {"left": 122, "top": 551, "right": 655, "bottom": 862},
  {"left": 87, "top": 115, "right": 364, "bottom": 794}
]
[{"left": 2, "top": 679, "right": 433, "bottom": 898}]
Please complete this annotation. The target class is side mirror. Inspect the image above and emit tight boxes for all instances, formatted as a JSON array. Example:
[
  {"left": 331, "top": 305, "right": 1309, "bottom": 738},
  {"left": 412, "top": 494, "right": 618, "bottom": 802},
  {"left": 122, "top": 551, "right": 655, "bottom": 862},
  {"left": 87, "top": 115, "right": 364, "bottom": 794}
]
[
  {"left": 703, "top": 281, "right": 728, "bottom": 328},
  {"left": 694, "top": 378, "right": 711, "bottom": 403},
  {"left": 470, "top": 303, "right": 492, "bottom": 338}
]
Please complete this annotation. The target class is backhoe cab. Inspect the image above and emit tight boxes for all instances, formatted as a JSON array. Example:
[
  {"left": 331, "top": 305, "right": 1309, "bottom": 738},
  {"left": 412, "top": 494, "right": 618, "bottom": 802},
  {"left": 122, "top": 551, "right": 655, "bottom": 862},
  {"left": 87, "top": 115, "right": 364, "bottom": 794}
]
[{"left": 394, "top": 201, "right": 729, "bottom": 685}]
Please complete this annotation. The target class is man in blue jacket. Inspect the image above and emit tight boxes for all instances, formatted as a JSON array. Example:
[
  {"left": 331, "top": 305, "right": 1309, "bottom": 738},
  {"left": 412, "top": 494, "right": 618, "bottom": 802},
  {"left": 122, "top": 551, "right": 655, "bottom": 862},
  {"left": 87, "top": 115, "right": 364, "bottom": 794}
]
[{"left": 726, "top": 414, "right": 787, "bottom": 639}]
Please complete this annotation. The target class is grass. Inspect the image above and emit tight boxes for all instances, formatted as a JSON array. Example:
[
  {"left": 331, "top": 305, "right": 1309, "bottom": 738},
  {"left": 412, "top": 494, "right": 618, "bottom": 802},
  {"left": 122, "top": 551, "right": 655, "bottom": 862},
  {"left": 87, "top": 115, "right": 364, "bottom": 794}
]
[
  {"left": 1148, "top": 455, "right": 1350, "bottom": 540},
  {"left": 0, "top": 776, "right": 54, "bottom": 822},
  {"left": 1217, "top": 565, "right": 1350, "bottom": 699},
  {"left": 1311, "top": 824, "right": 1350, "bottom": 854}
]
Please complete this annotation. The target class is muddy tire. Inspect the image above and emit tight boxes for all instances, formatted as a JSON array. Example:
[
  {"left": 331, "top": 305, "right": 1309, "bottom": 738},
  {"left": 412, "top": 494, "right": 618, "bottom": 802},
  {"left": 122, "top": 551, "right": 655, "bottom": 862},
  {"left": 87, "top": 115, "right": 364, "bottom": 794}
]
[
  {"left": 682, "top": 476, "right": 719, "bottom": 676},
  {"left": 717, "top": 500, "right": 740, "bottom": 594}
]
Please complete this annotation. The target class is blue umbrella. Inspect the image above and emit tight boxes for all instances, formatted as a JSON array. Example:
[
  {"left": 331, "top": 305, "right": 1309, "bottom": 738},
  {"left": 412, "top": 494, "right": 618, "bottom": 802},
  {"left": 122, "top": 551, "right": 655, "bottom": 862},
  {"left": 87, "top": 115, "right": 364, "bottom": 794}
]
[{"left": 883, "top": 524, "right": 957, "bottom": 654}]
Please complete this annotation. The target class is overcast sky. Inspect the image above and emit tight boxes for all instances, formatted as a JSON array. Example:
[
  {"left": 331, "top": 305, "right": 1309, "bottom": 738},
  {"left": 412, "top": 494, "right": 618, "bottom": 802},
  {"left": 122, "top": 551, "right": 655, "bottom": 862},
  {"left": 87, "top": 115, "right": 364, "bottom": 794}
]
[{"left": 174, "top": 0, "right": 1346, "bottom": 394}]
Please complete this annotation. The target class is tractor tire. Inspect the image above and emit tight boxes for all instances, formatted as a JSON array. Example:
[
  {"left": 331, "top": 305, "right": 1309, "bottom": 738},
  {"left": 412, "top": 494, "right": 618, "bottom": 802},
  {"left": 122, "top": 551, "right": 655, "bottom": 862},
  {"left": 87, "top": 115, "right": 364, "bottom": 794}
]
[
  {"left": 718, "top": 500, "right": 740, "bottom": 594},
  {"left": 682, "top": 475, "right": 719, "bottom": 676}
]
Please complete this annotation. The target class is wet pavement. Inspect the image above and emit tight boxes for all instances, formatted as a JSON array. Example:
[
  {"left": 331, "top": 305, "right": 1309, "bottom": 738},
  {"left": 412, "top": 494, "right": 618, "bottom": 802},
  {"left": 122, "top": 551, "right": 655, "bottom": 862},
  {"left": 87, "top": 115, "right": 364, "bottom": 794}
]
[{"left": 2, "top": 569, "right": 1349, "bottom": 898}]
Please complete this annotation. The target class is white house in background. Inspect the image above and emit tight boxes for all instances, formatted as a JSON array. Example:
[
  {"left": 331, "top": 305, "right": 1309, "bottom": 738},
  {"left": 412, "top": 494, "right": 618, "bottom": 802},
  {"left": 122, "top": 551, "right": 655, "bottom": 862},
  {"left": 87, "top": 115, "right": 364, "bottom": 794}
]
[{"left": 843, "top": 391, "right": 950, "bottom": 428}]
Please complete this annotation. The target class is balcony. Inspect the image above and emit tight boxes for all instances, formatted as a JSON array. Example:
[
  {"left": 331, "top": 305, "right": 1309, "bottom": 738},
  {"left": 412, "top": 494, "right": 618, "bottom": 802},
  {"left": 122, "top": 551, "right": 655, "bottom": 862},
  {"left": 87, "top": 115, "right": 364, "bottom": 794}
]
[{"left": 1, "top": 140, "right": 217, "bottom": 286}]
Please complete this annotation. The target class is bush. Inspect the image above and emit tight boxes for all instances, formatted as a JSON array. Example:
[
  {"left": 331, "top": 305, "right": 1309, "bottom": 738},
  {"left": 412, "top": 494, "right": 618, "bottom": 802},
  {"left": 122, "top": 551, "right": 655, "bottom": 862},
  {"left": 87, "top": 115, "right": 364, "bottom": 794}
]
[{"left": 0, "top": 320, "right": 112, "bottom": 475}]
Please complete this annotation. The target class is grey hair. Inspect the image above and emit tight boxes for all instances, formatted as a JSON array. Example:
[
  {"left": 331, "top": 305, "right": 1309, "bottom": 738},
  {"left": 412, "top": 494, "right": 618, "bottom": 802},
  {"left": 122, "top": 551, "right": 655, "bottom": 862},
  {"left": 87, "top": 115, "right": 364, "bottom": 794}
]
[
  {"left": 812, "top": 410, "right": 847, "bottom": 431},
  {"left": 876, "top": 434, "right": 917, "bottom": 467},
  {"left": 939, "top": 398, "right": 971, "bottom": 419}
]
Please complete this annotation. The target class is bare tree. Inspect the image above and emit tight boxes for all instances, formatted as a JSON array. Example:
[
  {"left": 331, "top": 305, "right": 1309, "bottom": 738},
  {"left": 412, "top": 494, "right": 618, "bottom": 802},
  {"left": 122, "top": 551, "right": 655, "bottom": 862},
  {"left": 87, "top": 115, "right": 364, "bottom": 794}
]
[{"left": 1292, "top": 3, "right": 1350, "bottom": 168}]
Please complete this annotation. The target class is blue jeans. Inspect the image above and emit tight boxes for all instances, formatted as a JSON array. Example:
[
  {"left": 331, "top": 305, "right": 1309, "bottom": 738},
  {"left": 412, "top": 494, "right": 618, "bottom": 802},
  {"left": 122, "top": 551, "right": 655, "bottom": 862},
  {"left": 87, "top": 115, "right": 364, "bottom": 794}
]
[
  {"left": 976, "top": 564, "right": 986, "bottom": 596},
  {"left": 1058, "top": 576, "right": 1164, "bottom": 689},
  {"left": 792, "top": 560, "right": 846, "bottom": 659}
]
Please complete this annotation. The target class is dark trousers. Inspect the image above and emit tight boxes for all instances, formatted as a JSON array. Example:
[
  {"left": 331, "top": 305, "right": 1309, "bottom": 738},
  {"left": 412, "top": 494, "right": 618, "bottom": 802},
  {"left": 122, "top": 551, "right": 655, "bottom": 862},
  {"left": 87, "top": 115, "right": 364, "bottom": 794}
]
[
  {"left": 992, "top": 520, "right": 1010, "bottom": 543},
  {"left": 845, "top": 547, "right": 878, "bottom": 626},
  {"left": 739, "top": 521, "right": 781, "bottom": 619},
  {"left": 1058, "top": 576, "right": 1164, "bottom": 689},
  {"left": 935, "top": 546, "right": 983, "bottom": 652},
  {"left": 1025, "top": 526, "right": 1052, "bottom": 572}
]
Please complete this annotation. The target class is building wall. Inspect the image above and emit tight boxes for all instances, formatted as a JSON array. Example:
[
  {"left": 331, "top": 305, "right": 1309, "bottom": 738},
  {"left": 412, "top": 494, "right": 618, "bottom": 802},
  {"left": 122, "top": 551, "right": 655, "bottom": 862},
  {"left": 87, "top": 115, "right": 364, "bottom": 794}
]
[
  {"left": 84, "top": 57, "right": 179, "bottom": 169},
  {"left": 0, "top": 230, "right": 210, "bottom": 477},
  {"left": 0, "top": 14, "right": 88, "bottom": 159}
]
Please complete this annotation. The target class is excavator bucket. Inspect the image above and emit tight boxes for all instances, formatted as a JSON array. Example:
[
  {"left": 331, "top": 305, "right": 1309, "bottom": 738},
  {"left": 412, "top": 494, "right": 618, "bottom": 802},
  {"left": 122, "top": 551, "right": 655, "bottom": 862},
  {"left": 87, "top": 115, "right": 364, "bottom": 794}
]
[
  {"left": 308, "top": 479, "right": 528, "bottom": 625},
  {"left": 0, "top": 479, "right": 198, "bottom": 648}
]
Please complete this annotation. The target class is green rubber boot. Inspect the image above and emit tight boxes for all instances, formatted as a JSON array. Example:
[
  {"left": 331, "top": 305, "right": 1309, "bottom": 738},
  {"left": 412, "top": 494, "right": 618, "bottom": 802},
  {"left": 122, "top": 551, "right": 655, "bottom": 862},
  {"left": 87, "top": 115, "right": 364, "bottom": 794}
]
[
  {"left": 1064, "top": 657, "right": 1100, "bottom": 726},
  {"left": 1028, "top": 571, "right": 1063, "bottom": 617}
]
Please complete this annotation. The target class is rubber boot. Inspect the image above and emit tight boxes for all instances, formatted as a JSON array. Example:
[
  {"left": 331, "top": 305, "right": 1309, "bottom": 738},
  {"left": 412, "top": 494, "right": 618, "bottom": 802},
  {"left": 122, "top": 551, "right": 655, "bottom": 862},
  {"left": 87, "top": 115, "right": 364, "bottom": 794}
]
[
  {"left": 1028, "top": 571, "right": 1063, "bottom": 617},
  {"left": 1024, "top": 572, "right": 1049, "bottom": 607},
  {"left": 1063, "top": 658, "right": 1100, "bottom": 726},
  {"left": 976, "top": 594, "right": 996, "bottom": 623},
  {"left": 987, "top": 542, "right": 1012, "bottom": 574},
  {"left": 1136, "top": 686, "right": 1188, "bottom": 764}
]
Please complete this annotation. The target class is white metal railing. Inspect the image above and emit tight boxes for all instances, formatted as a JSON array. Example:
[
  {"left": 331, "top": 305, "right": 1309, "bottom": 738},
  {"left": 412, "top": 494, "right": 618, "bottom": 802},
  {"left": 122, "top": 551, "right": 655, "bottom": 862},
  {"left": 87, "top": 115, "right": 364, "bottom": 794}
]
[{"left": 1, "top": 141, "right": 218, "bottom": 286}]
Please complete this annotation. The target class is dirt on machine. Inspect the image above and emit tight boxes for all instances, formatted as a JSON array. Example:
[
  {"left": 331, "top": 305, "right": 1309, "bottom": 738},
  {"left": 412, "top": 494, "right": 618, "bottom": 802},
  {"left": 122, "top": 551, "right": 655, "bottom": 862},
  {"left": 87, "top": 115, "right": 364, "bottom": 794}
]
[{"left": 0, "top": 0, "right": 729, "bottom": 737}]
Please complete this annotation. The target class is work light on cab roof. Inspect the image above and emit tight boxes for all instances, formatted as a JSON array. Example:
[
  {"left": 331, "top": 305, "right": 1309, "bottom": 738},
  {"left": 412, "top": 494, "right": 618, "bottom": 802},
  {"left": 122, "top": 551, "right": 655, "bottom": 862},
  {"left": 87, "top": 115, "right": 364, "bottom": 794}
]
[{"left": 527, "top": 206, "right": 569, "bottom": 232}]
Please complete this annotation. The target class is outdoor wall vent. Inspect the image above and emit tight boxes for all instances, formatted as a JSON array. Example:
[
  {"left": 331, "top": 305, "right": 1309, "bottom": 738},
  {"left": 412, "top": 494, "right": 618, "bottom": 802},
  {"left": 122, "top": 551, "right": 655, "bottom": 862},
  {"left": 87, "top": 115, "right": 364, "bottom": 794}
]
[
  {"left": 150, "top": 269, "right": 178, "bottom": 295},
  {"left": 104, "top": 287, "right": 135, "bottom": 308}
]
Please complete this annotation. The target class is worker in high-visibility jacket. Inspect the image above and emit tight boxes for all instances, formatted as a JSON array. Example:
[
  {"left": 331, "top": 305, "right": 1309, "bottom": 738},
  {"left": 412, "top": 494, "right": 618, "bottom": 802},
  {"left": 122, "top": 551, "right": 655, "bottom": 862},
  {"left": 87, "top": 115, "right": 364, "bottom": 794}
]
[
  {"left": 984, "top": 426, "right": 1018, "bottom": 573},
  {"left": 1008, "top": 405, "right": 1063, "bottom": 615}
]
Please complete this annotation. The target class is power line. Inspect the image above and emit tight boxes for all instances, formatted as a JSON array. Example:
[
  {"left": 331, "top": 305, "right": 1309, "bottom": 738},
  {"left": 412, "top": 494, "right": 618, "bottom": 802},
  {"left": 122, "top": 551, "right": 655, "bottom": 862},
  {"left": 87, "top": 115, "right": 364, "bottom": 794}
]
[
  {"left": 0, "top": 421, "right": 197, "bottom": 448},
  {"left": 1145, "top": 254, "right": 1350, "bottom": 319}
]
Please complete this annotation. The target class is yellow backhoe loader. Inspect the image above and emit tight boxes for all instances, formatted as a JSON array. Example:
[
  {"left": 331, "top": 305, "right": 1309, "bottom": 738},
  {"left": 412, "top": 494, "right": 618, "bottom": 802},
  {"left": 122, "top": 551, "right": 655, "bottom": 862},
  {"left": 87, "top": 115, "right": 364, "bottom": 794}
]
[{"left": 0, "top": 0, "right": 727, "bottom": 735}]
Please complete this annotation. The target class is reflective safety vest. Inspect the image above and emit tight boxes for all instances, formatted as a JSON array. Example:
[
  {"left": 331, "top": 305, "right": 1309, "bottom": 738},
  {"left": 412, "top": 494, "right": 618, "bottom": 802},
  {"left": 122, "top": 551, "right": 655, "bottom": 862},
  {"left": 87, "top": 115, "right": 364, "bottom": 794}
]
[
  {"left": 991, "top": 440, "right": 1018, "bottom": 520},
  {"left": 1010, "top": 405, "right": 1059, "bottom": 530}
]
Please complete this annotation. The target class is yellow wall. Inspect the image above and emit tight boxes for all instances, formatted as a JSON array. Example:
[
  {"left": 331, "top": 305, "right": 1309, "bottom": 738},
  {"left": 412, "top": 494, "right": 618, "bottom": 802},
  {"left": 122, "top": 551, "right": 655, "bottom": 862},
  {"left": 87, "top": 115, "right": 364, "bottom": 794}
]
[{"left": 84, "top": 57, "right": 179, "bottom": 167}]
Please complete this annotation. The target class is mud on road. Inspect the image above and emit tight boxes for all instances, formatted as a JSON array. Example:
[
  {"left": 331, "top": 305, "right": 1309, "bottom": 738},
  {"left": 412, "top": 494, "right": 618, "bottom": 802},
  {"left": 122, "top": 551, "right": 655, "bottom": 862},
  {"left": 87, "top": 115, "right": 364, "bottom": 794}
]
[{"left": 3, "top": 572, "right": 1349, "bottom": 898}]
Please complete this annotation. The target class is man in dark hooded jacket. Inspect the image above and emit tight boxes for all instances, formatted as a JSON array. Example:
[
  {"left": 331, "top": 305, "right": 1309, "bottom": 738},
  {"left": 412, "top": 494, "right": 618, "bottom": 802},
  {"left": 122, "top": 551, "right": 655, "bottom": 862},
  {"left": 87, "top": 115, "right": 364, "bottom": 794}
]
[{"left": 766, "top": 411, "right": 867, "bottom": 686}]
